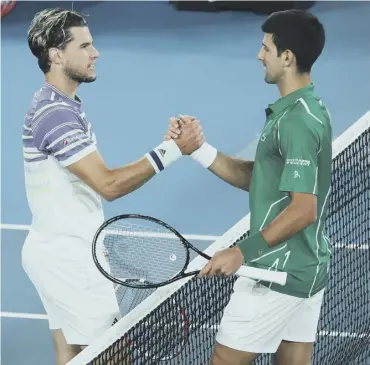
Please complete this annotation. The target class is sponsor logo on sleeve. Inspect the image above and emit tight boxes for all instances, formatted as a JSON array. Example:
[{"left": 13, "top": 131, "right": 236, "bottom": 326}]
[
  {"left": 63, "top": 133, "right": 85, "bottom": 145},
  {"left": 286, "top": 158, "right": 310, "bottom": 166}
]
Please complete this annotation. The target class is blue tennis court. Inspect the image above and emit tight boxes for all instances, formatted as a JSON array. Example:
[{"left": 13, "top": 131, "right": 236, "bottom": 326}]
[{"left": 1, "top": 2, "right": 370, "bottom": 365}]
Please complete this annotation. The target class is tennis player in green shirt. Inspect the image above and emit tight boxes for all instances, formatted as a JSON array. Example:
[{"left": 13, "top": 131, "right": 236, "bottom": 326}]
[{"left": 166, "top": 9, "right": 331, "bottom": 365}]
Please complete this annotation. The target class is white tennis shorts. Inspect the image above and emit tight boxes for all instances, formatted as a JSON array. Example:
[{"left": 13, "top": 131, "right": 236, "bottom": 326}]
[
  {"left": 216, "top": 277, "right": 325, "bottom": 354},
  {"left": 21, "top": 235, "right": 121, "bottom": 345}
]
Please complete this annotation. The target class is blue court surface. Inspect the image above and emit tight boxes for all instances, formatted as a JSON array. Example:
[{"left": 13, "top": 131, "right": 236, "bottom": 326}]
[{"left": 1, "top": 1, "right": 370, "bottom": 365}]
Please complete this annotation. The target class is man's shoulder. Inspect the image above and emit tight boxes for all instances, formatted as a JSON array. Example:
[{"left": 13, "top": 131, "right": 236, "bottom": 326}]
[
  {"left": 27, "top": 103, "right": 80, "bottom": 135},
  {"left": 26, "top": 85, "right": 80, "bottom": 125},
  {"left": 279, "top": 96, "right": 330, "bottom": 135},
  {"left": 289, "top": 95, "right": 330, "bottom": 125}
]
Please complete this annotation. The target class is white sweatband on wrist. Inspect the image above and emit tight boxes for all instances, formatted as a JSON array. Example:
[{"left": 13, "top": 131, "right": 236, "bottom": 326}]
[
  {"left": 191, "top": 142, "right": 217, "bottom": 168},
  {"left": 145, "top": 139, "right": 182, "bottom": 174}
]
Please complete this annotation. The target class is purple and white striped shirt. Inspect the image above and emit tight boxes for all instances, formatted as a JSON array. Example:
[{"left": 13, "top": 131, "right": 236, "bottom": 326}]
[
  {"left": 22, "top": 83, "right": 104, "bottom": 244},
  {"left": 23, "top": 83, "right": 97, "bottom": 166}
]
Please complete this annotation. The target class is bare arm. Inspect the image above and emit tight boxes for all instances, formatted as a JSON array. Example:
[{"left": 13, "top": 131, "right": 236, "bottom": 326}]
[
  {"left": 68, "top": 151, "right": 156, "bottom": 201},
  {"left": 68, "top": 121, "right": 204, "bottom": 202},
  {"left": 32, "top": 108, "right": 203, "bottom": 202},
  {"left": 208, "top": 152, "right": 254, "bottom": 191},
  {"left": 260, "top": 191, "right": 317, "bottom": 246},
  {"left": 234, "top": 191, "right": 317, "bottom": 261},
  {"left": 165, "top": 116, "right": 254, "bottom": 191},
  {"left": 199, "top": 192, "right": 317, "bottom": 277}
]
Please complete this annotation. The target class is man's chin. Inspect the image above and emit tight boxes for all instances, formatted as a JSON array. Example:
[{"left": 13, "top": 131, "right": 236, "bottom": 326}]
[
  {"left": 82, "top": 76, "right": 97, "bottom": 84},
  {"left": 264, "top": 76, "right": 276, "bottom": 85}
]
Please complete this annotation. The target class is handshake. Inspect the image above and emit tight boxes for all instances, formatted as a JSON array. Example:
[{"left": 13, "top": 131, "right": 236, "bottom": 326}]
[
  {"left": 163, "top": 114, "right": 205, "bottom": 155},
  {"left": 145, "top": 114, "right": 218, "bottom": 174}
]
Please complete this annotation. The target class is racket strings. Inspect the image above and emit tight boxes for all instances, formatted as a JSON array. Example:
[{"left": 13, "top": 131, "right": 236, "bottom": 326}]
[
  {"left": 114, "top": 284, "right": 156, "bottom": 316},
  {"left": 95, "top": 219, "right": 188, "bottom": 286}
]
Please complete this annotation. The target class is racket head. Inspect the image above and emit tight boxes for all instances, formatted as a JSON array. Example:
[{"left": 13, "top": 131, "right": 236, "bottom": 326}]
[{"left": 92, "top": 214, "right": 192, "bottom": 289}]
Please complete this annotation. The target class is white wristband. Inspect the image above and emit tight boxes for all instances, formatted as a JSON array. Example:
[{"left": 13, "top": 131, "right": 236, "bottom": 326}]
[
  {"left": 145, "top": 139, "right": 182, "bottom": 174},
  {"left": 191, "top": 142, "right": 217, "bottom": 168}
]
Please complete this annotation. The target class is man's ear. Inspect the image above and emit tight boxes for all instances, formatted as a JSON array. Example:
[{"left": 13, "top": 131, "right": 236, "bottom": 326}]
[
  {"left": 282, "top": 49, "right": 295, "bottom": 68},
  {"left": 49, "top": 48, "right": 63, "bottom": 66}
]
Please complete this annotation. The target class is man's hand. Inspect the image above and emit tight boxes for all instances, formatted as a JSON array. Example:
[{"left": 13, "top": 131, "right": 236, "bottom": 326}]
[
  {"left": 164, "top": 114, "right": 197, "bottom": 140},
  {"left": 198, "top": 246, "right": 245, "bottom": 278},
  {"left": 171, "top": 116, "right": 205, "bottom": 155}
]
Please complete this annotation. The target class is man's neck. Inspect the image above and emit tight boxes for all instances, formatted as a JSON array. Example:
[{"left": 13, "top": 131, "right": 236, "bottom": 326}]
[
  {"left": 45, "top": 73, "right": 80, "bottom": 100},
  {"left": 277, "top": 72, "right": 312, "bottom": 98}
]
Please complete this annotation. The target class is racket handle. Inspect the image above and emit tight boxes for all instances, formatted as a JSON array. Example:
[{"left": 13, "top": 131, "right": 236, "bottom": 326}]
[{"left": 236, "top": 265, "right": 287, "bottom": 286}]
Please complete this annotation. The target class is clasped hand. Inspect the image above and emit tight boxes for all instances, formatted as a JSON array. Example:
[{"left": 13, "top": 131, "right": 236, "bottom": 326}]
[{"left": 164, "top": 114, "right": 204, "bottom": 155}]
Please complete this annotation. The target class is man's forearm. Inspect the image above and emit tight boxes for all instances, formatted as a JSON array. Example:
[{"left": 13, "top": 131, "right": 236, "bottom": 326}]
[
  {"left": 68, "top": 152, "right": 157, "bottom": 202},
  {"left": 236, "top": 192, "right": 317, "bottom": 261},
  {"left": 103, "top": 157, "right": 156, "bottom": 201},
  {"left": 261, "top": 199, "right": 316, "bottom": 247},
  {"left": 208, "top": 152, "right": 254, "bottom": 191},
  {"left": 68, "top": 139, "right": 184, "bottom": 202}
]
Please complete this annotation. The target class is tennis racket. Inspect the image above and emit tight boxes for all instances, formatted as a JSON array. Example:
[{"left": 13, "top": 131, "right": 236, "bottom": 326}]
[{"left": 92, "top": 214, "right": 287, "bottom": 290}]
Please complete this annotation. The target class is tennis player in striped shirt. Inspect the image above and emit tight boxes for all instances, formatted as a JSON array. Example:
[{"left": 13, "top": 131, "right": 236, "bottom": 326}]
[{"left": 22, "top": 8, "right": 204, "bottom": 365}]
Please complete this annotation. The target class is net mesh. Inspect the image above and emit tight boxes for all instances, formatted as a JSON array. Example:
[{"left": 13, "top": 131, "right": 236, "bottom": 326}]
[{"left": 69, "top": 113, "right": 370, "bottom": 365}]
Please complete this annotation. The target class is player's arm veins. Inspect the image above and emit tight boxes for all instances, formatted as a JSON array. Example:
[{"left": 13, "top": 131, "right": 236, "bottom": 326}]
[
  {"left": 208, "top": 152, "right": 254, "bottom": 191},
  {"left": 68, "top": 151, "right": 156, "bottom": 201},
  {"left": 261, "top": 192, "right": 317, "bottom": 247}
]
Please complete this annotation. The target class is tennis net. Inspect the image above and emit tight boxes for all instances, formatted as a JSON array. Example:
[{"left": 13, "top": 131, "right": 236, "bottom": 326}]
[{"left": 68, "top": 111, "right": 370, "bottom": 365}]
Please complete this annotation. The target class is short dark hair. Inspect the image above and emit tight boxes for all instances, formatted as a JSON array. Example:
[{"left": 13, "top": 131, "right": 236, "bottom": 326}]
[
  {"left": 261, "top": 9, "right": 325, "bottom": 73},
  {"left": 28, "top": 8, "right": 88, "bottom": 73}
]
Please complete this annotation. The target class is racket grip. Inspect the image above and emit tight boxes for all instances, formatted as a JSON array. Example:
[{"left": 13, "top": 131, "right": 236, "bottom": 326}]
[{"left": 236, "top": 265, "right": 287, "bottom": 286}]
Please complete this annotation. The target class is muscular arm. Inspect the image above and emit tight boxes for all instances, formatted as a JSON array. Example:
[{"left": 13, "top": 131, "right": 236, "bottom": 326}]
[
  {"left": 260, "top": 113, "right": 321, "bottom": 247},
  {"left": 261, "top": 191, "right": 317, "bottom": 247},
  {"left": 237, "top": 113, "right": 322, "bottom": 261},
  {"left": 67, "top": 122, "right": 203, "bottom": 202},
  {"left": 208, "top": 152, "right": 254, "bottom": 191},
  {"left": 236, "top": 191, "right": 317, "bottom": 261},
  {"left": 167, "top": 117, "right": 254, "bottom": 191},
  {"left": 32, "top": 107, "right": 204, "bottom": 203},
  {"left": 68, "top": 151, "right": 156, "bottom": 201},
  {"left": 200, "top": 191, "right": 317, "bottom": 278}
]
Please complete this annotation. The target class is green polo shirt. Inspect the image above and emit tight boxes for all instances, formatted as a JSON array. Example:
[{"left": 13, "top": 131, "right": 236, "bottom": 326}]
[{"left": 237, "top": 83, "right": 333, "bottom": 298}]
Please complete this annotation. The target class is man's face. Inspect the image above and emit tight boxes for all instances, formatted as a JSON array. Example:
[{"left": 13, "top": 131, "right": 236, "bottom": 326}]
[
  {"left": 60, "top": 26, "right": 99, "bottom": 83},
  {"left": 257, "top": 33, "right": 285, "bottom": 84}
]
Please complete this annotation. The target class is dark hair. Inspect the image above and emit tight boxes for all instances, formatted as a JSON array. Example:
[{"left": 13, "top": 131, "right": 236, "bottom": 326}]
[
  {"left": 28, "top": 8, "right": 88, "bottom": 73},
  {"left": 261, "top": 9, "right": 325, "bottom": 73}
]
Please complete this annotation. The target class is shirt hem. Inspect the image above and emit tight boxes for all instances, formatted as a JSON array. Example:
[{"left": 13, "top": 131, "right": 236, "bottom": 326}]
[{"left": 257, "top": 280, "right": 328, "bottom": 298}]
